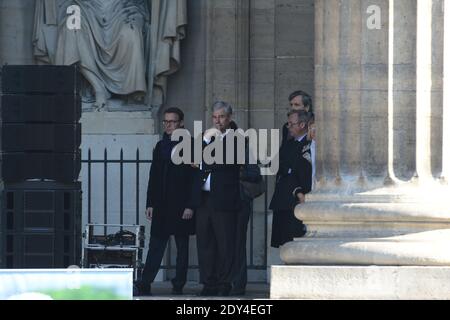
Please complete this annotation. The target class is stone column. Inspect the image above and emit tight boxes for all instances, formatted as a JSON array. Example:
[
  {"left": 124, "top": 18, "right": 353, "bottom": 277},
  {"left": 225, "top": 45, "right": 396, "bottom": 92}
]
[
  {"left": 204, "top": 0, "right": 250, "bottom": 128},
  {"left": 443, "top": 0, "right": 450, "bottom": 181},
  {"left": 271, "top": 0, "right": 450, "bottom": 299}
]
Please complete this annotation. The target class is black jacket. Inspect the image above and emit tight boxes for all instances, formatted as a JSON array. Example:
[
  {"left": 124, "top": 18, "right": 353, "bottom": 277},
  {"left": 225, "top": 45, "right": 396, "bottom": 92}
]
[
  {"left": 194, "top": 132, "right": 243, "bottom": 212},
  {"left": 269, "top": 134, "right": 312, "bottom": 211},
  {"left": 146, "top": 138, "right": 198, "bottom": 237},
  {"left": 281, "top": 123, "right": 290, "bottom": 146}
]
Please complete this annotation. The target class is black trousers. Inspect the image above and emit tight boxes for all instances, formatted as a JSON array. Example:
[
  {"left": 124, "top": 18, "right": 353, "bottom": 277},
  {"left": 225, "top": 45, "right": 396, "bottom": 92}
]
[
  {"left": 141, "top": 233, "right": 189, "bottom": 288},
  {"left": 232, "top": 197, "right": 251, "bottom": 291},
  {"left": 196, "top": 192, "right": 237, "bottom": 288}
]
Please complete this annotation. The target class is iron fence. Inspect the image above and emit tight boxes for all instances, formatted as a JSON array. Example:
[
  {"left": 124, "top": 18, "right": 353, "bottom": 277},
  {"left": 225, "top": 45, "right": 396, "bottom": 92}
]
[{"left": 82, "top": 148, "right": 268, "bottom": 271}]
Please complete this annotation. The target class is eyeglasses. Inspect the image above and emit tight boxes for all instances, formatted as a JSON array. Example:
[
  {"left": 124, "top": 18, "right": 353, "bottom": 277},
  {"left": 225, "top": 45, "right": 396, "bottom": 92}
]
[
  {"left": 286, "top": 122, "right": 301, "bottom": 128},
  {"left": 289, "top": 103, "right": 308, "bottom": 110},
  {"left": 162, "top": 120, "right": 180, "bottom": 125}
]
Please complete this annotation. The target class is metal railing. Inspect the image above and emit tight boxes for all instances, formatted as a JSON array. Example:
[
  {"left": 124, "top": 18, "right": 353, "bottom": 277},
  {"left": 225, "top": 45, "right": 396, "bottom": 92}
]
[{"left": 82, "top": 148, "right": 268, "bottom": 272}]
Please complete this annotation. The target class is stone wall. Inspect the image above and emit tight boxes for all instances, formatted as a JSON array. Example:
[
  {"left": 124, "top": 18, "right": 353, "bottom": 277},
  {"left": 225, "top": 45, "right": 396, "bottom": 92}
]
[{"left": 0, "top": 0, "right": 35, "bottom": 66}]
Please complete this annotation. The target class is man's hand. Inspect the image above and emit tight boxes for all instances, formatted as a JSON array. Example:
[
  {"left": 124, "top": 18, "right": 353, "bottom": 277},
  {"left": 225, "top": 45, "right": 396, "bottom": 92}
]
[
  {"left": 308, "top": 123, "right": 316, "bottom": 141},
  {"left": 203, "top": 128, "right": 220, "bottom": 142},
  {"left": 145, "top": 207, "right": 153, "bottom": 221},
  {"left": 297, "top": 193, "right": 306, "bottom": 204},
  {"left": 182, "top": 208, "right": 194, "bottom": 220}
]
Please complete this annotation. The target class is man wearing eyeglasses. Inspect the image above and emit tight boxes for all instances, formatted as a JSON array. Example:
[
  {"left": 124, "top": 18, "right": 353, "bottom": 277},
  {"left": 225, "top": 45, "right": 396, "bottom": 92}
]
[
  {"left": 284, "top": 90, "right": 316, "bottom": 189},
  {"left": 135, "top": 107, "right": 197, "bottom": 296},
  {"left": 282, "top": 90, "right": 314, "bottom": 145},
  {"left": 270, "top": 110, "right": 313, "bottom": 248}
]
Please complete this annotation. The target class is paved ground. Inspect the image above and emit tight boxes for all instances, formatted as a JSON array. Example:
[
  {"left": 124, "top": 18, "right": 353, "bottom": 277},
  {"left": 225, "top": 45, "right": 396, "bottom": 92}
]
[{"left": 134, "top": 281, "right": 270, "bottom": 300}]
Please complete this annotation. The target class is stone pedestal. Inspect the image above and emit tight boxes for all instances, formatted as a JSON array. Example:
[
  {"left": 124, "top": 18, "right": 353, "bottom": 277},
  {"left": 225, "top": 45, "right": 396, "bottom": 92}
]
[
  {"left": 271, "top": 266, "right": 450, "bottom": 300},
  {"left": 271, "top": 0, "right": 450, "bottom": 299},
  {"left": 82, "top": 111, "right": 156, "bottom": 135}
]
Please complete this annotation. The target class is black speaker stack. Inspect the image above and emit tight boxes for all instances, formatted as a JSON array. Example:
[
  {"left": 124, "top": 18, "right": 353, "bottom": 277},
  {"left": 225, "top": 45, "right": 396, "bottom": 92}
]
[{"left": 0, "top": 65, "right": 82, "bottom": 268}]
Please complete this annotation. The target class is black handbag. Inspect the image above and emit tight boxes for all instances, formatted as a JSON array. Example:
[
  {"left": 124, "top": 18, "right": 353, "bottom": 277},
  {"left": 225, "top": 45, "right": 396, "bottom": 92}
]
[
  {"left": 240, "top": 164, "right": 266, "bottom": 199},
  {"left": 240, "top": 179, "right": 266, "bottom": 199}
]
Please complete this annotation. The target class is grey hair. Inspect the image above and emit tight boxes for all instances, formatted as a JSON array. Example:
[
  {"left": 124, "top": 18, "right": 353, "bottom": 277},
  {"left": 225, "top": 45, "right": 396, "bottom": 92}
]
[{"left": 212, "top": 101, "right": 233, "bottom": 115}]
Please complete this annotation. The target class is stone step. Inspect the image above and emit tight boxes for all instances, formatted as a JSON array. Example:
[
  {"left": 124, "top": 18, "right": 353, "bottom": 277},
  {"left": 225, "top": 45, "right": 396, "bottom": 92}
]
[{"left": 134, "top": 281, "right": 269, "bottom": 300}]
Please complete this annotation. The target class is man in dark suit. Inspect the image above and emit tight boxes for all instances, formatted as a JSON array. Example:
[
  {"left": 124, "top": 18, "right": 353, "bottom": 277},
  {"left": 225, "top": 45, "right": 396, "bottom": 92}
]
[
  {"left": 195, "top": 101, "right": 243, "bottom": 296},
  {"left": 283, "top": 90, "right": 316, "bottom": 189},
  {"left": 282, "top": 90, "right": 314, "bottom": 145},
  {"left": 136, "top": 107, "right": 198, "bottom": 296},
  {"left": 270, "top": 110, "right": 313, "bottom": 248}
]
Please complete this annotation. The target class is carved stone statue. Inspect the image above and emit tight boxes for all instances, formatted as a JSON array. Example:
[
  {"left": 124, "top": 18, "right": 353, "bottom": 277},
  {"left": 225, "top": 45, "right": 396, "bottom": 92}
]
[{"left": 33, "top": 0, "right": 186, "bottom": 111}]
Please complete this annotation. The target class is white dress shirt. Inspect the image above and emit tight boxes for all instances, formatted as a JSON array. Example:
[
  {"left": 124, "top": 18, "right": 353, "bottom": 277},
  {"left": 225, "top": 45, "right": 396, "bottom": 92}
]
[{"left": 201, "top": 129, "right": 231, "bottom": 191}]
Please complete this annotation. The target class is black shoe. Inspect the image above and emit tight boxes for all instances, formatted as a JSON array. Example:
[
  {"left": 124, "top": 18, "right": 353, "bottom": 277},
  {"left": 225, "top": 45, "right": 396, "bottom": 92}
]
[
  {"left": 197, "top": 286, "right": 218, "bottom": 296},
  {"left": 300, "top": 223, "right": 307, "bottom": 237},
  {"left": 217, "top": 284, "right": 232, "bottom": 297},
  {"left": 170, "top": 279, "right": 184, "bottom": 295},
  {"left": 171, "top": 287, "right": 183, "bottom": 295},
  {"left": 134, "top": 281, "right": 152, "bottom": 296}
]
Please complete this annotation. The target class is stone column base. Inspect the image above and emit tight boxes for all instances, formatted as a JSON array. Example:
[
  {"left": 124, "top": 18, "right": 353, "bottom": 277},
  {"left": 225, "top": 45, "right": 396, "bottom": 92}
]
[{"left": 270, "top": 265, "right": 450, "bottom": 299}]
